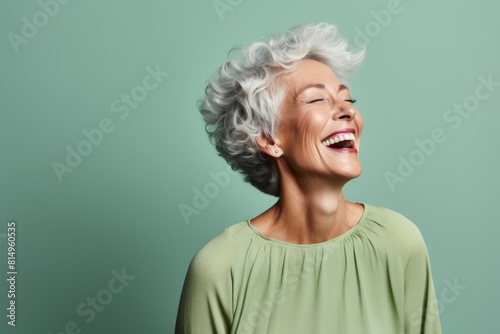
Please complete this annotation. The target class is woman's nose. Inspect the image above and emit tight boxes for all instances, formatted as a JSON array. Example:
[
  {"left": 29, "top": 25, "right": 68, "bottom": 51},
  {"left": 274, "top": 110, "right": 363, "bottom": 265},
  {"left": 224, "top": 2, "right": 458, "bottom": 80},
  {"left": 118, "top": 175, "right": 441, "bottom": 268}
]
[{"left": 331, "top": 102, "right": 358, "bottom": 121}]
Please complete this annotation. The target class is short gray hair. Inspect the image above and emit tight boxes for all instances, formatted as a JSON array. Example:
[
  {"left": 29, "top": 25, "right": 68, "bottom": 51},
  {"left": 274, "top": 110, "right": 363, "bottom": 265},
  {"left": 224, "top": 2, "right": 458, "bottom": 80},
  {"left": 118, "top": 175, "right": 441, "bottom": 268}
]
[{"left": 198, "top": 22, "right": 365, "bottom": 197}]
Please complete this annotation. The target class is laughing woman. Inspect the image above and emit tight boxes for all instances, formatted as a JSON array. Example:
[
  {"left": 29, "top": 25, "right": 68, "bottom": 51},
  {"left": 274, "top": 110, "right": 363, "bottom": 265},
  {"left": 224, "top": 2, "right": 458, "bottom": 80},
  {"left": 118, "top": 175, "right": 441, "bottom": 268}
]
[{"left": 175, "top": 23, "right": 442, "bottom": 334}]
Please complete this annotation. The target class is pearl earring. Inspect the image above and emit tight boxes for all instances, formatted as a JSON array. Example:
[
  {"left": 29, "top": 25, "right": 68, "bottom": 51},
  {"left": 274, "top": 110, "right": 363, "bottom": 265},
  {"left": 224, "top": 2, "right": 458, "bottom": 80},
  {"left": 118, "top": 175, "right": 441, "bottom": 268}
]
[{"left": 274, "top": 149, "right": 279, "bottom": 154}]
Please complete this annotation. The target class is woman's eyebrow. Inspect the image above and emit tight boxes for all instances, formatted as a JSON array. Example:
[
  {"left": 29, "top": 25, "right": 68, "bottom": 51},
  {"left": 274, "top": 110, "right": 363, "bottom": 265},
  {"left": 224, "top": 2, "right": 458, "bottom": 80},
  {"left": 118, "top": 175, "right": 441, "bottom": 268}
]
[{"left": 296, "top": 83, "right": 349, "bottom": 96}]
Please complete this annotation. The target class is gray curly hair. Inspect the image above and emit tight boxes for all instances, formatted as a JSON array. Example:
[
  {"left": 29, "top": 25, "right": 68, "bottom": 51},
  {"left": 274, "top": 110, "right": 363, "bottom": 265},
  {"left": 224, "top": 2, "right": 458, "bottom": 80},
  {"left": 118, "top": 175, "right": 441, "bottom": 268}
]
[{"left": 198, "top": 22, "right": 365, "bottom": 197}]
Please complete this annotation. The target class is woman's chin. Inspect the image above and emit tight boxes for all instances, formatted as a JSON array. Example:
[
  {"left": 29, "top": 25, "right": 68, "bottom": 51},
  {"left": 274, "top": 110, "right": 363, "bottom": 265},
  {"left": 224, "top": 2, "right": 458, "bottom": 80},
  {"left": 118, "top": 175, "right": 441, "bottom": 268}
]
[{"left": 335, "top": 165, "right": 363, "bottom": 181}]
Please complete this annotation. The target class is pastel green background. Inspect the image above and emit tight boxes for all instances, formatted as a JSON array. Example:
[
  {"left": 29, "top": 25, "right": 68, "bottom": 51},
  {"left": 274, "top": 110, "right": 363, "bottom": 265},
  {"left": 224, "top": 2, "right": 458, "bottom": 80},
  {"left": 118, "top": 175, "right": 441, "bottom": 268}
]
[{"left": 1, "top": 0, "right": 499, "bottom": 333}]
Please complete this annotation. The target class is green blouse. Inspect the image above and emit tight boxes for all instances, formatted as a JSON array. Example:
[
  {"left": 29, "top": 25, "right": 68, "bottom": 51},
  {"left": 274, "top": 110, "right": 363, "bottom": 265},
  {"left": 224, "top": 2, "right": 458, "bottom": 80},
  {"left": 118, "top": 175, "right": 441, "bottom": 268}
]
[{"left": 175, "top": 203, "right": 442, "bottom": 333}]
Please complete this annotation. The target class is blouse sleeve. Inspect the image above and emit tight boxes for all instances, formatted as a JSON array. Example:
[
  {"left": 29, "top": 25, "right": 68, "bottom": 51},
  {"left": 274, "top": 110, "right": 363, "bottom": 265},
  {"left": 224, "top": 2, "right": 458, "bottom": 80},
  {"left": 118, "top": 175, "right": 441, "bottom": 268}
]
[
  {"left": 175, "top": 237, "right": 233, "bottom": 334},
  {"left": 403, "top": 230, "right": 442, "bottom": 334}
]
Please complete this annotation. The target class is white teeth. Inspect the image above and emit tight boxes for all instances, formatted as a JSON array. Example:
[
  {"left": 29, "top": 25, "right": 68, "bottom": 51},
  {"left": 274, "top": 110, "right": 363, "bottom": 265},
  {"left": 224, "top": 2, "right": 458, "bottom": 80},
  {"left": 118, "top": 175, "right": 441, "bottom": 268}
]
[{"left": 321, "top": 132, "right": 356, "bottom": 146}]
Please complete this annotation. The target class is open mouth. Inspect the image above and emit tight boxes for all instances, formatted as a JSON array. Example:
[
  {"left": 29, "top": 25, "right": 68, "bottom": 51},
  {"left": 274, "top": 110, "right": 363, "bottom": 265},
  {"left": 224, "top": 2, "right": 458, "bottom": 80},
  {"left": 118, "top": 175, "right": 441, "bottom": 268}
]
[{"left": 321, "top": 132, "right": 356, "bottom": 150}]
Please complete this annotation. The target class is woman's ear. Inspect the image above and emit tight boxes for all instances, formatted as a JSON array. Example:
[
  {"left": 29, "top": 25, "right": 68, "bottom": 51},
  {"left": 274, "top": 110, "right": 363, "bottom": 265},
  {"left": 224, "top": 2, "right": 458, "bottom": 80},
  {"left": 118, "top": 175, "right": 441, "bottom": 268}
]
[{"left": 257, "top": 133, "right": 283, "bottom": 158}]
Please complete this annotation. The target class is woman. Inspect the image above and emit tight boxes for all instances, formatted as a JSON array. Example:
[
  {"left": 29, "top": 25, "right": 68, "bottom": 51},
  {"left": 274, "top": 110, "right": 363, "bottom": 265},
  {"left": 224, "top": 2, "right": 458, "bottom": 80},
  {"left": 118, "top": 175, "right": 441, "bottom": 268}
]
[{"left": 175, "top": 23, "right": 441, "bottom": 334}]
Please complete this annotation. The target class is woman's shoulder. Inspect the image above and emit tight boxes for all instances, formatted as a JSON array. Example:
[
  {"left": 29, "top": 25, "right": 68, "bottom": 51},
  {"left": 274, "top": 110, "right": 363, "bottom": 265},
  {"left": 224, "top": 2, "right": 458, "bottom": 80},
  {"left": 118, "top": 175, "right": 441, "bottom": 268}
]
[
  {"left": 187, "top": 221, "right": 253, "bottom": 280},
  {"left": 362, "top": 202, "right": 428, "bottom": 253},
  {"left": 196, "top": 221, "right": 252, "bottom": 254},
  {"left": 364, "top": 202, "right": 422, "bottom": 232}
]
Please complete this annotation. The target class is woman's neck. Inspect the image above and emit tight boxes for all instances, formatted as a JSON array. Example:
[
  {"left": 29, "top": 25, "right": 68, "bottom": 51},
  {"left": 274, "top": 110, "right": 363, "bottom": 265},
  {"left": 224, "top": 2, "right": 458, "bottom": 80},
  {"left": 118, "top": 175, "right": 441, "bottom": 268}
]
[{"left": 251, "top": 175, "right": 362, "bottom": 244}]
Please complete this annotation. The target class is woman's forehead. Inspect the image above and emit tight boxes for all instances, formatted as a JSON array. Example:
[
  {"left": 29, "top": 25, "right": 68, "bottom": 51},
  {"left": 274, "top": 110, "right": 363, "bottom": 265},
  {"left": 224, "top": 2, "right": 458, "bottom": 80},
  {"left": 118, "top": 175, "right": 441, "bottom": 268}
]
[{"left": 282, "top": 60, "right": 345, "bottom": 96}]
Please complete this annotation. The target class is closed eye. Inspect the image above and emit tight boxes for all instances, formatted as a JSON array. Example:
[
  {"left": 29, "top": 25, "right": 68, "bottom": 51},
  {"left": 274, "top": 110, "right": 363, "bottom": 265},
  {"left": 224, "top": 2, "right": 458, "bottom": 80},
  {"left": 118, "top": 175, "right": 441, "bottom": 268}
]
[
  {"left": 308, "top": 98, "right": 357, "bottom": 104},
  {"left": 307, "top": 98, "right": 326, "bottom": 104}
]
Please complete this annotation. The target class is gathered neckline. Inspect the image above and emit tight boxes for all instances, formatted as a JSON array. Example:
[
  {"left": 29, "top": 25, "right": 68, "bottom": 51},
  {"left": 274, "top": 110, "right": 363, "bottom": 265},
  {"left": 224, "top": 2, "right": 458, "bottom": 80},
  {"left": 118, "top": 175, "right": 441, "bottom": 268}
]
[{"left": 245, "top": 202, "right": 368, "bottom": 248}]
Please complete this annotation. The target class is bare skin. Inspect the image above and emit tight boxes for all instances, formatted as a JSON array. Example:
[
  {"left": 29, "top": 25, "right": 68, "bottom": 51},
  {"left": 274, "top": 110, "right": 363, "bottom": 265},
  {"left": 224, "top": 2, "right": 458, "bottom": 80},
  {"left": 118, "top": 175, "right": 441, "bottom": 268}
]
[{"left": 250, "top": 59, "right": 365, "bottom": 244}]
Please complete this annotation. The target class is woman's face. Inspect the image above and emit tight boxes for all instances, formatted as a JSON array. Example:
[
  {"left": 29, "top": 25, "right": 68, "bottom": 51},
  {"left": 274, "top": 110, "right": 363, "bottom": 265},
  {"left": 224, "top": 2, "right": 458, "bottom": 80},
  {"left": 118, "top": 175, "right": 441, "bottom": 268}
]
[{"left": 274, "top": 59, "right": 364, "bottom": 183}]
